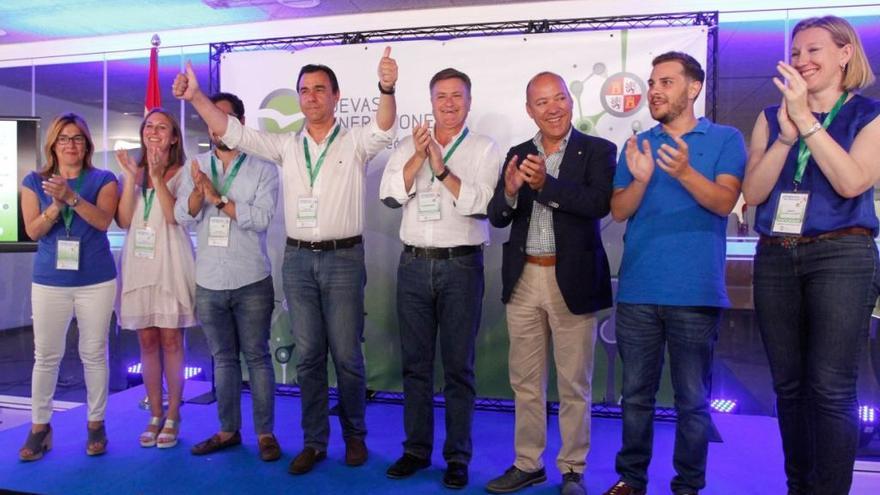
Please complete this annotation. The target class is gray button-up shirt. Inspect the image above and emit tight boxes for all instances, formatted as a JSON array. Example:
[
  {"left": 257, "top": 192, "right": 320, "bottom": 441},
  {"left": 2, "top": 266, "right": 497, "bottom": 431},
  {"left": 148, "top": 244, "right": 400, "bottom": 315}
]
[{"left": 525, "top": 129, "right": 570, "bottom": 255}]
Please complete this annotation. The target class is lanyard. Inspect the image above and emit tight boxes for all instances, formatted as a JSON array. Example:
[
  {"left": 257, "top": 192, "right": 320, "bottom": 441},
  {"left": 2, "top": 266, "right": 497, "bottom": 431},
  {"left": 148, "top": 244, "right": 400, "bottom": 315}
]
[
  {"left": 794, "top": 91, "right": 847, "bottom": 187},
  {"left": 210, "top": 153, "right": 246, "bottom": 197},
  {"left": 60, "top": 170, "right": 87, "bottom": 234},
  {"left": 141, "top": 170, "right": 156, "bottom": 224},
  {"left": 431, "top": 127, "right": 469, "bottom": 183},
  {"left": 303, "top": 124, "right": 341, "bottom": 188}
]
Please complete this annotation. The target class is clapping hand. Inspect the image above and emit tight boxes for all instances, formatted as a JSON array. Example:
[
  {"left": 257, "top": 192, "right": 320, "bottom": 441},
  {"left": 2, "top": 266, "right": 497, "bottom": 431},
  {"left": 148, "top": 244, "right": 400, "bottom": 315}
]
[{"left": 624, "top": 136, "right": 654, "bottom": 184}]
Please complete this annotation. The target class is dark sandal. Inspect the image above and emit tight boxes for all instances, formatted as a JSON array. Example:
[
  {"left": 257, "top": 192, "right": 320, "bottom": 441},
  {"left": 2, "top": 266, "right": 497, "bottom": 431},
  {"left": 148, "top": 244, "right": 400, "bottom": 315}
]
[
  {"left": 86, "top": 423, "right": 108, "bottom": 456},
  {"left": 19, "top": 424, "right": 52, "bottom": 461}
]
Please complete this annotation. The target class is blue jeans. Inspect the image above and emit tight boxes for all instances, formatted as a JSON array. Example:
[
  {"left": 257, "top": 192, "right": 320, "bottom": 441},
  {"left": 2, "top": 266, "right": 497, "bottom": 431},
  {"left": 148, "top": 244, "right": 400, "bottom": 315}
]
[
  {"left": 754, "top": 235, "right": 879, "bottom": 495},
  {"left": 397, "top": 250, "right": 484, "bottom": 465},
  {"left": 614, "top": 303, "right": 721, "bottom": 494},
  {"left": 283, "top": 244, "right": 367, "bottom": 450},
  {"left": 196, "top": 276, "right": 276, "bottom": 434}
]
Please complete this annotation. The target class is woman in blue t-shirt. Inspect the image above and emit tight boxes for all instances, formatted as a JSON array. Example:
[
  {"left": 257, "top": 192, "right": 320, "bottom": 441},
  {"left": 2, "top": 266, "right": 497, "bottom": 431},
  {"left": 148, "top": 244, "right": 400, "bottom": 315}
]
[
  {"left": 18, "top": 113, "right": 119, "bottom": 461},
  {"left": 743, "top": 16, "right": 880, "bottom": 494}
]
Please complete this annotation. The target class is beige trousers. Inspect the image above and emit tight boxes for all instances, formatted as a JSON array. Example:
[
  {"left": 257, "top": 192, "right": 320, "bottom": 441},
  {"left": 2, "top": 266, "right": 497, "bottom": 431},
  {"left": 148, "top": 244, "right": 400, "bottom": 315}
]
[{"left": 506, "top": 262, "right": 597, "bottom": 474}]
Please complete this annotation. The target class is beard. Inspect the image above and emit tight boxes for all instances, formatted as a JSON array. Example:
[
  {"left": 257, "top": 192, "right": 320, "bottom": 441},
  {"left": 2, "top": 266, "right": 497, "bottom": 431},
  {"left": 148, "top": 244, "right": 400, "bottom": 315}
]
[{"left": 651, "top": 91, "right": 689, "bottom": 125}]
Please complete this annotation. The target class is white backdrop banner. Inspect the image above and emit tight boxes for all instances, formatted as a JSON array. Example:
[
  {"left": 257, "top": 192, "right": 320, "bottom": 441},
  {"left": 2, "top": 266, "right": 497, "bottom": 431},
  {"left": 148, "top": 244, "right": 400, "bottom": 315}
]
[{"left": 218, "top": 25, "right": 709, "bottom": 395}]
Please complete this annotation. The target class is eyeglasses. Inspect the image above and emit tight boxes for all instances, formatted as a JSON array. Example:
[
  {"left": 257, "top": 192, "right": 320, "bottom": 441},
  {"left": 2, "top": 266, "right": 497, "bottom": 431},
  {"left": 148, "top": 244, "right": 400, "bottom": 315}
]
[{"left": 57, "top": 135, "right": 86, "bottom": 146}]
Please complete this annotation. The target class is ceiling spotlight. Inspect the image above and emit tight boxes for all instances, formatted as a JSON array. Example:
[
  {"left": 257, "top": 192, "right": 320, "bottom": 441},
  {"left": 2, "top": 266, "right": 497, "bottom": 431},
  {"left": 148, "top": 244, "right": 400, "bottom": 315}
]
[{"left": 277, "top": 0, "right": 320, "bottom": 8}]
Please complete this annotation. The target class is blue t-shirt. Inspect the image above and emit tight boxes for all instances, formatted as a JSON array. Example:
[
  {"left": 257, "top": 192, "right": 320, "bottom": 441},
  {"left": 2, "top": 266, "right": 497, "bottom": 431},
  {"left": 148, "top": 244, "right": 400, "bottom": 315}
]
[
  {"left": 613, "top": 118, "right": 747, "bottom": 307},
  {"left": 22, "top": 168, "right": 118, "bottom": 287},
  {"left": 755, "top": 94, "right": 880, "bottom": 237}
]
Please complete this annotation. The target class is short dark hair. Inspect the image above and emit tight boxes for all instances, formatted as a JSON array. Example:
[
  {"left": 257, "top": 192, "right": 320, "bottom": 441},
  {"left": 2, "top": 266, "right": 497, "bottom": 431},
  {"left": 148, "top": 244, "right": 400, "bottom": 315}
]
[
  {"left": 297, "top": 64, "right": 339, "bottom": 94},
  {"left": 652, "top": 51, "right": 705, "bottom": 84},
  {"left": 429, "top": 68, "right": 472, "bottom": 93},
  {"left": 210, "top": 92, "right": 245, "bottom": 119}
]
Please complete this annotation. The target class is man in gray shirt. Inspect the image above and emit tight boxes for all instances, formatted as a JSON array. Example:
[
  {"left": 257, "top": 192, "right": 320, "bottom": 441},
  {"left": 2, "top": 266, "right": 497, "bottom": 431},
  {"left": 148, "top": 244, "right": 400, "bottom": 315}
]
[{"left": 173, "top": 92, "right": 281, "bottom": 462}]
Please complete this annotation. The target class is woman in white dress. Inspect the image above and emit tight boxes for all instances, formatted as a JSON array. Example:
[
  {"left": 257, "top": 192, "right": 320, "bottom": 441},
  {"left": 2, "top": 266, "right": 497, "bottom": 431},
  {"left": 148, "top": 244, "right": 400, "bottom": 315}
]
[{"left": 116, "top": 108, "right": 196, "bottom": 449}]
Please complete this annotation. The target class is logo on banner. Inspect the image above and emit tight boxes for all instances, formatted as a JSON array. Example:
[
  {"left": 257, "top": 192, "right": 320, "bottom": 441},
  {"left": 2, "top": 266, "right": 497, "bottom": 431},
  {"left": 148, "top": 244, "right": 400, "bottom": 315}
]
[
  {"left": 257, "top": 89, "right": 305, "bottom": 133},
  {"left": 599, "top": 72, "right": 646, "bottom": 117}
]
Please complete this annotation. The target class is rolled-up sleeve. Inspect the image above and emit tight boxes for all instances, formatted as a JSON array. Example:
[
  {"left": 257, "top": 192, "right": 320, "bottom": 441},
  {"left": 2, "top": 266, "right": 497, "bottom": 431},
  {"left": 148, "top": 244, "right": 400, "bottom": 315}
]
[
  {"left": 174, "top": 170, "right": 202, "bottom": 226},
  {"left": 222, "top": 115, "right": 288, "bottom": 165},
  {"left": 379, "top": 136, "right": 416, "bottom": 207},
  {"left": 235, "top": 160, "right": 278, "bottom": 233},
  {"left": 454, "top": 140, "right": 502, "bottom": 216},
  {"left": 357, "top": 118, "right": 396, "bottom": 164}
]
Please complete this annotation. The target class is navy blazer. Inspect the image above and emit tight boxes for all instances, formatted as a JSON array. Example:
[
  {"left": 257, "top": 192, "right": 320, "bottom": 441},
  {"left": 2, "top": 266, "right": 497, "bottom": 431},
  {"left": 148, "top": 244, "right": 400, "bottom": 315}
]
[{"left": 487, "top": 128, "right": 616, "bottom": 315}]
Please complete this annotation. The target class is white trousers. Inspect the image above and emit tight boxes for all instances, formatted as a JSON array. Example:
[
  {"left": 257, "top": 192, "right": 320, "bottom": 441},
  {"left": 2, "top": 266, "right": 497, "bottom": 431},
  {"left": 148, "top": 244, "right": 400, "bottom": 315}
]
[{"left": 30, "top": 280, "right": 116, "bottom": 424}]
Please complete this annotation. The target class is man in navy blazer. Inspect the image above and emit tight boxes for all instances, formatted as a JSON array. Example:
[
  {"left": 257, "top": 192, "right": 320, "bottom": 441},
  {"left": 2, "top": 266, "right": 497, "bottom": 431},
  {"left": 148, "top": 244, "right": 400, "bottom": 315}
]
[{"left": 485, "top": 72, "right": 616, "bottom": 495}]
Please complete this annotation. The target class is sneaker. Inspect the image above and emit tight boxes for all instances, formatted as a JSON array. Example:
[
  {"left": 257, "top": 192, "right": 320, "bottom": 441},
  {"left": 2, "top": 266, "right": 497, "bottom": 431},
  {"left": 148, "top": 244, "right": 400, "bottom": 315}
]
[
  {"left": 443, "top": 461, "right": 468, "bottom": 489},
  {"left": 486, "top": 465, "right": 547, "bottom": 494},
  {"left": 386, "top": 453, "right": 431, "bottom": 479},
  {"left": 602, "top": 480, "right": 646, "bottom": 495},
  {"left": 561, "top": 470, "right": 586, "bottom": 495}
]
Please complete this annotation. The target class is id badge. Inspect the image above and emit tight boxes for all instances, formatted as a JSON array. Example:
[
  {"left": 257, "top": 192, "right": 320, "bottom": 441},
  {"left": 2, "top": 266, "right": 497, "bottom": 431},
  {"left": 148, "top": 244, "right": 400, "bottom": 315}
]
[
  {"left": 134, "top": 227, "right": 156, "bottom": 259},
  {"left": 297, "top": 196, "right": 318, "bottom": 228},
  {"left": 417, "top": 191, "right": 441, "bottom": 222},
  {"left": 771, "top": 191, "right": 810, "bottom": 235},
  {"left": 208, "top": 216, "right": 231, "bottom": 248},
  {"left": 56, "top": 237, "right": 81, "bottom": 271}
]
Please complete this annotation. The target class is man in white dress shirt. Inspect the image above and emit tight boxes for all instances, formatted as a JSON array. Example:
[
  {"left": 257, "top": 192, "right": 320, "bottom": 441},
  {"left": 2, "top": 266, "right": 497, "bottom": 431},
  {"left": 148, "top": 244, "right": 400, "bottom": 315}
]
[
  {"left": 379, "top": 68, "right": 501, "bottom": 490},
  {"left": 174, "top": 48, "right": 398, "bottom": 475}
]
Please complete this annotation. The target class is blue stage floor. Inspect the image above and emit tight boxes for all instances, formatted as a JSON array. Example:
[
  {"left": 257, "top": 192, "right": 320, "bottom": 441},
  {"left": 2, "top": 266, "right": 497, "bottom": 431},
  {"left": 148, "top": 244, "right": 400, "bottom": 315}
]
[{"left": 0, "top": 383, "right": 877, "bottom": 494}]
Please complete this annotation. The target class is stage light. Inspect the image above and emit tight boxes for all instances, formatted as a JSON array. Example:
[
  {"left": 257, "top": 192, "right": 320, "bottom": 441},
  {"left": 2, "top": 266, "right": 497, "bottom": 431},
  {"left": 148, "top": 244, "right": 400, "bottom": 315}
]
[
  {"left": 710, "top": 399, "right": 737, "bottom": 414},
  {"left": 859, "top": 405, "right": 878, "bottom": 448},
  {"left": 127, "top": 362, "right": 204, "bottom": 380}
]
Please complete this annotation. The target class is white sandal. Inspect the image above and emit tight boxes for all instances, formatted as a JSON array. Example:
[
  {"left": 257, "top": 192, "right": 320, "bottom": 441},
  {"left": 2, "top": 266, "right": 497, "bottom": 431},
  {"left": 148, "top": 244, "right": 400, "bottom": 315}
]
[
  {"left": 139, "top": 416, "right": 164, "bottom": 448},
  {"left": 156, "top": 419, "right": 180, "bottom": 449}
]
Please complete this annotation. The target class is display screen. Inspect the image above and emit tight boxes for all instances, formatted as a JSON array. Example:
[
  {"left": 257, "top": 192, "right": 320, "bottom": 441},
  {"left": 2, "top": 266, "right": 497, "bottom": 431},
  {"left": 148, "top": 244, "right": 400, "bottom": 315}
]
[{"left": 0, "top": 116, "right": 40, "bottom": 249}]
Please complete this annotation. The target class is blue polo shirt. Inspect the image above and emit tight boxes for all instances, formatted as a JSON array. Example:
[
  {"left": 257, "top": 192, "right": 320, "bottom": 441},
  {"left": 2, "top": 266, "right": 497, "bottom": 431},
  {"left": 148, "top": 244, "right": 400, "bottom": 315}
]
[
  {"left": 613, "top": 118, "right": 746, "bottom": 307},
  {"left": 755, "top": 94, "right": 880, "bottom": 237}
]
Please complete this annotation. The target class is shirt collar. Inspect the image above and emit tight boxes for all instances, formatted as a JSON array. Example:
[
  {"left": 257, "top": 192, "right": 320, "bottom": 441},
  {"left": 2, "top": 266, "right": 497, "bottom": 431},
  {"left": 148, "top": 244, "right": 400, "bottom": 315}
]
[
  {"left": 433, "top": 125, "right": 468, "bottom": 148},
  {"left": 649, "top": 117, "right": 710, "bottom": 138},
  {"left": 302, "top": 119, "right": 341, "bottom": 145},
  {"left": 532, "top": 125, "right": 573, "bottom": 156}
]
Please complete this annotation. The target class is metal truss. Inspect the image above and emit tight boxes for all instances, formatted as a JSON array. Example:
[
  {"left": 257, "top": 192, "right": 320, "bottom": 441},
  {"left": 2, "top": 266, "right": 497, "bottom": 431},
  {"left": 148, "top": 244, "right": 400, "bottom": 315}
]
[{"left": 208, "top": 11, "right": 719, "bottom": 118}]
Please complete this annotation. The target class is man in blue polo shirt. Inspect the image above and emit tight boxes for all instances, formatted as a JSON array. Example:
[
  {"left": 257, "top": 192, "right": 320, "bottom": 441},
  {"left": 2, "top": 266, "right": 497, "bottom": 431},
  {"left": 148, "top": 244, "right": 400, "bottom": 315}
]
[{"left": 602, "top": 52, "right": 746, "bottom": 495}]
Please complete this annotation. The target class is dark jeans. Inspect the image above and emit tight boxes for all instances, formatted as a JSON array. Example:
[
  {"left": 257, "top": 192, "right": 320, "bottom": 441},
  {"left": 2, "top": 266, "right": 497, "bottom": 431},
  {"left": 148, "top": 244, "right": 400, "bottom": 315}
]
[
  {"left": 397, "top": 250, "right": 484, "bottom": 465},
  {"left": 283, "top": 244, "right": 367, "bottom": 450},
  {"left": 754, "top": 235, "right": 879, "bottom": 495},
  {"left": 196, "top": 276, "right": 276, "bottom": 434},
  {"left": 614, "top": 303, "right": 721, "bottom": 495}
]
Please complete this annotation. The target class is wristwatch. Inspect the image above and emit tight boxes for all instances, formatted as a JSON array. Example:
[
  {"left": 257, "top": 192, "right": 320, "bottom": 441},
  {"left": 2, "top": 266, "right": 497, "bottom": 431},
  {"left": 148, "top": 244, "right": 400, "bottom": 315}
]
[
  {"left": 66, "top": 194, "right": 80, "bottom": 208},
  {"left": 215, "top": 195, "right": 228, "bottom": 210}
]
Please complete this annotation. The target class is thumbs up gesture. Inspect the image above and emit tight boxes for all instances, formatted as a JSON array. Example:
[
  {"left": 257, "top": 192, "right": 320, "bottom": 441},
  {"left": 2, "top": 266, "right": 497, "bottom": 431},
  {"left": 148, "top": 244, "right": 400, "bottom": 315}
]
[
  {"left": 377, "top": 46, "right": 398, "bottom": 93},
  {"left": 173, "top": 61, "right": 200, "bottom": 101}
]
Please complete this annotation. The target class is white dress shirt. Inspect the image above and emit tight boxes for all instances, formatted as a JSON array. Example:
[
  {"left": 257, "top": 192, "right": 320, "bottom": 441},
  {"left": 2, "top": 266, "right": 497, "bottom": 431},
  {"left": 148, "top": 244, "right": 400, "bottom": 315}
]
[
  {"left": 379, "top": 127, "right": 501, "bottom": 248},
  {"left": 222, "top": 116, "right": 394, "bottom": 241}
]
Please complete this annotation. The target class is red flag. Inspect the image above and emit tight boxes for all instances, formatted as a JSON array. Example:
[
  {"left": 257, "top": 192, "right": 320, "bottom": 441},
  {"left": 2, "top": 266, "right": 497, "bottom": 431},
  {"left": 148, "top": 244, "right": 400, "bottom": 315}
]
[{"left": 144, "top": 36, "right": 161, "bottom": 115}]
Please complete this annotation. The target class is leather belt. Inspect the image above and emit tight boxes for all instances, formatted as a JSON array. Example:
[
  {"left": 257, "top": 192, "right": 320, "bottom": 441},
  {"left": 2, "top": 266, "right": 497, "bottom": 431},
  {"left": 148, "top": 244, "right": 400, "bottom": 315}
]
[
  {"left": 287, "top": 235, "right": 362, "bottom": 251},
  {"left": 525, "top": 255, "right": 557, "bottom": 266},
  {"left": 759, "top": 227, "right": 872, "bottom": 249},
  {"left": 404, "top": 245, "right": 482, "bottom": 259}
]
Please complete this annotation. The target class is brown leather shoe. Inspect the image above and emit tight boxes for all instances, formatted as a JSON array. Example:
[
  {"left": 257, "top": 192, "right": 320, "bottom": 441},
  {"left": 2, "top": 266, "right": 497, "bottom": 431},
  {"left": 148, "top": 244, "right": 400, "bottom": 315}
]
[
  {"left": 344, "top": 437, "right": 367, "bottom": 466},
  {"left": 603, "top": 480, "right": 647, "bottom": 495},
  {"left": 258, "top": 434, "right": 281, "bottom": 462},
  {"left": 288, "top": 447, "right": 326, "bottom": 474},
  {"left": 190, "top": 431, "right": 241, "bottom": 456}
]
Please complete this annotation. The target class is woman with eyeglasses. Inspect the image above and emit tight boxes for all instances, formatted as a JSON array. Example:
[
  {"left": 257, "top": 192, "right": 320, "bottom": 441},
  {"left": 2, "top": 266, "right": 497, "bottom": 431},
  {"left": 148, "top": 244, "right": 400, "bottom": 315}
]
[
  {"left": 18, "top": 113, "right": 119, "bottom": 461},
  {"left": 742, "top": 15, "right": 880, "bottom": 494},
  {"left": 115, "top": 108, "right": 195, "bottom": 449}
]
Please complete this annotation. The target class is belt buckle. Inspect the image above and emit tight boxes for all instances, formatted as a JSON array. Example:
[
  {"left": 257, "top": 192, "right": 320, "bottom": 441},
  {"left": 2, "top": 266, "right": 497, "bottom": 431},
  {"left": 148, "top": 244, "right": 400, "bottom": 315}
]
[{"left": 781, "top": 237, "right": 798, "bottom": 249}]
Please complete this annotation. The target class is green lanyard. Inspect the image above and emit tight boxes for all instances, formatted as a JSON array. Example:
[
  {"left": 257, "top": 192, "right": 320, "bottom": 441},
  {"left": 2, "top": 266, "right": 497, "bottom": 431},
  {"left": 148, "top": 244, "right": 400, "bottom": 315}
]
[
  {"left": 794, "top": 91, "right": 847, "bottom": 187},
  {"left": 303, "top": 124, "right": 341, "bottom": 188},
  {"left": 60, "top": 170, "right": 86, "bottom": 235},
  {"left": 141, "top": 171, "right": 156, "bottom": 224},
  {"left": 210, "top": 153, "right": 246, "bottom": 197},
  {"left": 431, "top": 127, "right": 469, "bottom": 183}
]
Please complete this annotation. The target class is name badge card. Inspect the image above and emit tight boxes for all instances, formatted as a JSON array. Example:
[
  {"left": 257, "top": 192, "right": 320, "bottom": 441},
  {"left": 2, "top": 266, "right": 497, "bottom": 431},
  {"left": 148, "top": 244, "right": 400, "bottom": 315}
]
[
  {"left": 134, "top": 227, "right": 157, "bottom": 259},
  {"left": 417, "top": 191, "right": 441, "bottom": 222},
  {"left": 297, "top": 196, "right": 318, "bottom": 228},
  {"left": 208, "top": 216, "right": 231, "bottom": 247},
  {"left": 772, "top": 191, "right": 810, "bottom": 235},
  {"left": 56, "top": 237, "right": 81, "bottom": 271}
]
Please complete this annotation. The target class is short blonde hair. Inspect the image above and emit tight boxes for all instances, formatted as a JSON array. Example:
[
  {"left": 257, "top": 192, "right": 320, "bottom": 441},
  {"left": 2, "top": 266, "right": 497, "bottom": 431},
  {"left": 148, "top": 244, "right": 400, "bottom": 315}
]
[{"left": 793, "top": 16, "right": 875, "bottom": 91}]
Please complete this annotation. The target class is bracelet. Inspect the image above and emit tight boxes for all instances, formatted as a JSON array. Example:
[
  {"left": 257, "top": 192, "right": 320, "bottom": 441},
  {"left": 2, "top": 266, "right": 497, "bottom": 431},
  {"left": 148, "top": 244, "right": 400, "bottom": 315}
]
[
  {"left": 66, "top": 193, "right": 80, "bottom": 208},
  {"left": 800, "top": 121, "right": 823, "bottom": 140},
  {"left": 777, "top": 135, "right": 796, "bottom": 147},
  {"left": 378, "top": 81, "right": 395, "bottom": 95},
  {"left": 42, "top": 211, "right": 57, "bottom": 224},
  {"left": 435, "top": 167, "right": 450, "bottom": 182}
]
